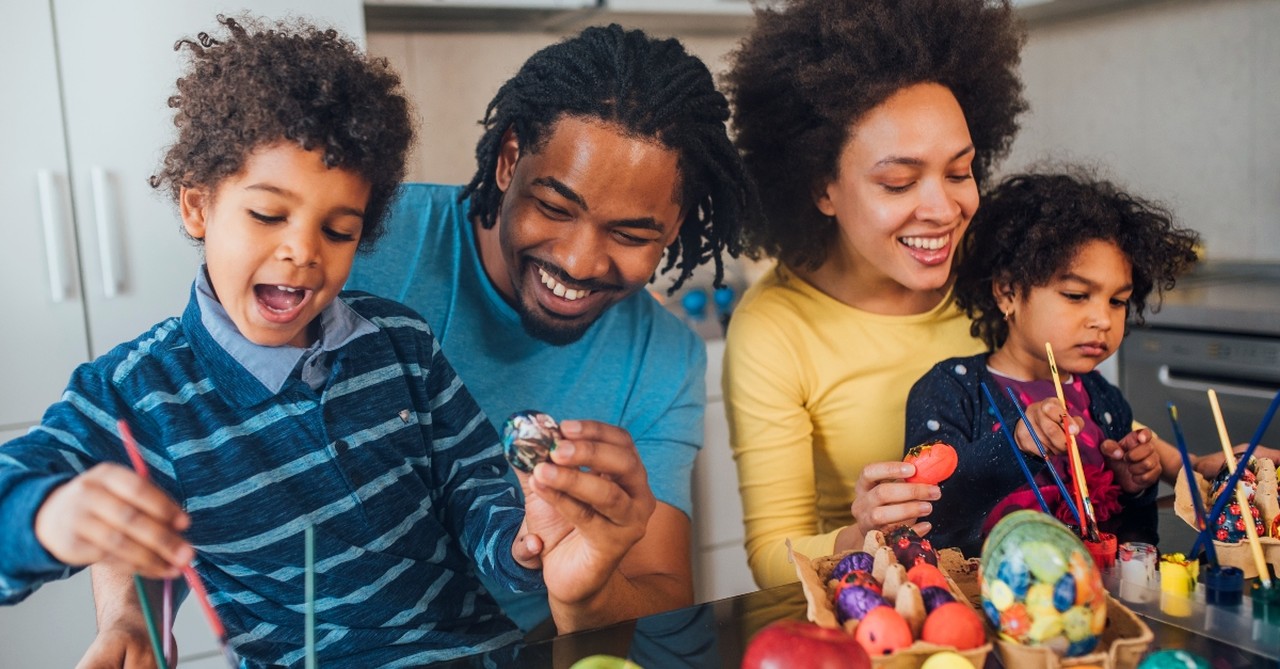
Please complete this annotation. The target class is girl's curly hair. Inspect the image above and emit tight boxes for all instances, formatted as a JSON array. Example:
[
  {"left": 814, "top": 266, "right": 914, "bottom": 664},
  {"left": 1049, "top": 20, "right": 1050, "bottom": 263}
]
[
  {"left": 955, "top": 167, "right": 1201, "bottom": 351},
  {"left": 726, "top": 0, "right": 1027, "bottom": 269},
  {"left": 461, "top": 24, "right": 758, "bottom": 294},
  {"left": 150, "top": 15, "right": 414, "bottom": 247}
]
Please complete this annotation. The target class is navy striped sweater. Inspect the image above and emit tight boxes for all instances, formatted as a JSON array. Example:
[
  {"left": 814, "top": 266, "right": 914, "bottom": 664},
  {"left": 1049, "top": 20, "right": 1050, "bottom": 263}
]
[{"left": 0, "top": 289, "right": 540, "bottom": 667}]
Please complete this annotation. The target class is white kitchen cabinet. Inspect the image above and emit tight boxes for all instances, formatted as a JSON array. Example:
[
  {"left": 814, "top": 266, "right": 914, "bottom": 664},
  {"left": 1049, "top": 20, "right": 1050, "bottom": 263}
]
[
  {"left": 0, "top": 0, "right": 364, "bottom": 435},
  {"left": 692, "top": 338, "right": 757, "bottom": 603},
  {"left": 0, "top": 2, "right": 363, "bottom": 665}
]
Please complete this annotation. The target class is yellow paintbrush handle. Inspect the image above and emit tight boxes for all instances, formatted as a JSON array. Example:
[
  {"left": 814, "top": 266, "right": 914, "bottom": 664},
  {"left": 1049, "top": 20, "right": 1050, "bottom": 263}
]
[{"left": 1208, "top": 389, "right": 1271, "bottom": 587}]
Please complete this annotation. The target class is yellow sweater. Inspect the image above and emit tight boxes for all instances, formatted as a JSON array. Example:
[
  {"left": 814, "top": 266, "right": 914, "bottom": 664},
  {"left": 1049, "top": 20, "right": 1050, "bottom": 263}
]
[{"left": 722, "top": 264, "right": 984, "bottom": 587}]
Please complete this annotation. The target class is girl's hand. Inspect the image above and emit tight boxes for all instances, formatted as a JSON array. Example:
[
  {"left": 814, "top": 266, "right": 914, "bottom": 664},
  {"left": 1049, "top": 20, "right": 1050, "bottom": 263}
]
[
  {"left": 33, "top": 463, "right": 193, "bottom": 579},
  {"left": 1014, "top": 397, "right": 1081, "bottom": 458},
  {"left": 840, "top": 461, "right": 939, "bottom": 550},
  {"left": 1105, "top": 429, "right": 1161, "bottom": 493}
]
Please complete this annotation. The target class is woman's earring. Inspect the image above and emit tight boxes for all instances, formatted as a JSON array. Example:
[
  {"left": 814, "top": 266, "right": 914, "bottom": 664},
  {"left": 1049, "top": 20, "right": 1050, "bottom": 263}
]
[{"left": 1003, "top": 310, "right": 1012, "bottom": 322}]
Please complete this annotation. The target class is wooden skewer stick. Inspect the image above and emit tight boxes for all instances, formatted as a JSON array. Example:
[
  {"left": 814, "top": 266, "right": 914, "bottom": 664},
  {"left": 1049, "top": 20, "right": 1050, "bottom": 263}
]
[{"left": 1207, "top": 390, "right": 1272, "bottom": 588}]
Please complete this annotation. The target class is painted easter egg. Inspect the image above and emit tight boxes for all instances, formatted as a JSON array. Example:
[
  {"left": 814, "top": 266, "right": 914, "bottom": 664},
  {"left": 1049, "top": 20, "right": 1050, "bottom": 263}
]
[
  {"left": 834, "top": 569, "right": 882, "bottom": 596},
  {"left": 836, "top": 585, "right": 888, "bottom": 623},
  {"left": 501, "top": 410, "right": 561, "bottom": 473},
  {"left": 1209, "top": 461, "right": 1259, "bottom": 505},
  {"left": 980, "top": 510, "right": 1106, "bottom": 657},
  {"left": 1137, "top": 649, "right": 1210, "bottom": 669},
  {"left": 919, "top": 586, "right": 955, "bottom": 613},
  {"left": 921, "top": 601, "right": 986, "bottom": 651},
  {"left": 904, "top": 441, "right": 959, "bottom": 484},
  {"left": 907, "top": 563, "right": 951, "bottom": 591},
  {"left": 920, "top": 651, "right": 977, "bottom": 669},
  {"left": 831, "top": 551, "right": 875, "bottom": 582},
  {"left": 1212, "top": 500, "right": 1266, "bottom": 543},
  {"left": 887, "top": 526, "right": 939, "bottom": 567},
  {"left": 854, "top": 606, "right": 914, "bottom": 656}
]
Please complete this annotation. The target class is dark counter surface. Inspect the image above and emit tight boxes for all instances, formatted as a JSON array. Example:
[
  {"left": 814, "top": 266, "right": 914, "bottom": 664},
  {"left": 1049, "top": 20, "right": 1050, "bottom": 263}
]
[{"left": 425, "top": 579, "right": 1277, "bottom": 668}]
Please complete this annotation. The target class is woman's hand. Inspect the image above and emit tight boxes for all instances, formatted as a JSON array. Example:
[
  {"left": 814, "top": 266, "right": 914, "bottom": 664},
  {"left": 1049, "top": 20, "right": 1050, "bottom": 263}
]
[{"left": 839, "top": 461, "right": 940, "bottom": 550}]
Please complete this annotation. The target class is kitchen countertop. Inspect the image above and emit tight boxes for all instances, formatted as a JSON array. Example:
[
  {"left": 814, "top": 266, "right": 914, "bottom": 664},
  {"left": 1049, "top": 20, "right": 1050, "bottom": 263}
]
[
  {"left": 1141, "top": 261, "right": 1280, "bottom": 337},
  {"left": 421, "top": 580, "right": 1277, "bottom": 668}
]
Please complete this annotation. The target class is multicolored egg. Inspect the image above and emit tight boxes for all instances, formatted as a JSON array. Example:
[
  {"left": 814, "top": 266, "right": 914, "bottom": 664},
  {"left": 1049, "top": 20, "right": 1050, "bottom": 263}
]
[
  {"left": 904, "top": 441, "right": 959, "bottom": 485},
  {"left": 501, "top": 410, "right": 561, "bottom": 473},
  {"left": 834, "top": 569, "right": 882, "bottom": 596},
  {"left": 979, "top": 510, "right": 1106, "bottom": 657},
  {"left": 1137, "top": 649, "right": 1210, "bottom": 669},
  {"left": 1212, "top": 499, "right": 1266, "bottom": 543},
  {"left": 887, "top": 526, "right": 938, "bottom": 567}
]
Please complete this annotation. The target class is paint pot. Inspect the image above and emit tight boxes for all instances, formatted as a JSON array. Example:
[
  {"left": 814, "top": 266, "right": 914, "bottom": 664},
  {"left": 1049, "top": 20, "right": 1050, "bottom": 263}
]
[
  {"left": 1084, "top": 532, "right": 1117, "bottom": 571},
  {"left": 1117, "top": 542, "right": 1158, "bottom": 603},
  {"left": 1252, "top": 580, "right": 1280, "bottom": 623},
  {"left": 1203, "top": 565, "right": 1245, "bottom": 607}
]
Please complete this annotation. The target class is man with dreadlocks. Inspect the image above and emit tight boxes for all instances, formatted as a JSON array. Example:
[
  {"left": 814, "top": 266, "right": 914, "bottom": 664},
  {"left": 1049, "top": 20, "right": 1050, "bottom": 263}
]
[{"left": 340, "top": 24, "right": 756, "bottom": 636}]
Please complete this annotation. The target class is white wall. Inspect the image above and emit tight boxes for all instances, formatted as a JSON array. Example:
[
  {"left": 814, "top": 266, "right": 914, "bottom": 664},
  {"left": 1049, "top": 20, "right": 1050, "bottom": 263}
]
[{"left": 1004, "top": 0, "right": 1280, "bottom": 262}]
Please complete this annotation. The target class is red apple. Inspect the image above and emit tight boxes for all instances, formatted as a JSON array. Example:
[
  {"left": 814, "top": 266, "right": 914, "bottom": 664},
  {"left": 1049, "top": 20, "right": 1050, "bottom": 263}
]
[{"left": 741, "top": 619, "right": 871, "bottom": 669}]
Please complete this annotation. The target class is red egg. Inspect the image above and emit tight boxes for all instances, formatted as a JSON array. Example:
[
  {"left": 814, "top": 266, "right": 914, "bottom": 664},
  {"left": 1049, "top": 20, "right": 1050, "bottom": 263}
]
[
  {"left": 921, "top": 601, "right": 987, "bottom": 650},
  {"left": 907, "top": 562, "right": 951, "bottom": 592},
  {"left": 904, "top": 441, "right": 958, "bottom": 485},
  {"left": 854, "top": 605, "right": 914, "bottom": 656}
]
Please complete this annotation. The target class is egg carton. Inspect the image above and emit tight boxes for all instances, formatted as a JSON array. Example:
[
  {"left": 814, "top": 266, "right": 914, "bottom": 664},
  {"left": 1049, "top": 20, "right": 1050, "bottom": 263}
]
[
  {"left": 792, "top": 530, "right": 1154, "bottom": 669},
  {"left": 1174, "top": 455, "right": 1280, "bottom": 579},
  {"left": 790, "top": 531, "right": 992, "bottom": 669}
]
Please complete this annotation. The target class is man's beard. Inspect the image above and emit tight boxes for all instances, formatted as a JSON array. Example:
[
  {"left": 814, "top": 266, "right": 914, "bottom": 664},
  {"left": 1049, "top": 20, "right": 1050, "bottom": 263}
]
[{"left": 516, "top": 302, "right": 594, "bottom": 346}]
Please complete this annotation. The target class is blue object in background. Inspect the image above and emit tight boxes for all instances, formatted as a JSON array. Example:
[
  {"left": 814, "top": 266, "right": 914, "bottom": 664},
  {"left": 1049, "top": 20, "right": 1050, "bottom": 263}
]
[{"left": 681, "top": 288, "right": 709, "bottom": 319}]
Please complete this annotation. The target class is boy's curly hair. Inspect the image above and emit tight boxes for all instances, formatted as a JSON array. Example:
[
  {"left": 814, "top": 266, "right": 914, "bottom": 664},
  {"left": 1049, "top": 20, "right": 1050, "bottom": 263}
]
[
  {"left": 461, "top": 24, "right": 757, "bottom": 294},
  {"left": 726, "top": 0, "right": 1027, "bottom": 270},
  {"left": 150, "top": 15, "right": 414, "bottom": 247},
  {"left": 955, "top": 167, "right": 1202, "bottom": 351}
]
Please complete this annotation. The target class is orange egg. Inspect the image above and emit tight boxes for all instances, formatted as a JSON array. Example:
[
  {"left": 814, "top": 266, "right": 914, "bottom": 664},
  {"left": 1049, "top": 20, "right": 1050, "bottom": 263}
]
[
  {"left": 904, "top": 441, "right": 958, "bottom": 485},
  {"left": 908, "top": 563, "right": 951, "bottom": 591},
  {"left": 854, "top": 606, "right": 914, "bottom": 656},
  {"left": 921, "top": 602, "right": 987, "bottom": 650}
]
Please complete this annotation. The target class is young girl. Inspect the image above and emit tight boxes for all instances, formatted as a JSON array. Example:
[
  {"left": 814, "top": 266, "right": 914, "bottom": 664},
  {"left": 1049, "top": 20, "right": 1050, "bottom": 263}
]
[{"left": 905, "top": 168, "right": 1200, "bottom": 557}]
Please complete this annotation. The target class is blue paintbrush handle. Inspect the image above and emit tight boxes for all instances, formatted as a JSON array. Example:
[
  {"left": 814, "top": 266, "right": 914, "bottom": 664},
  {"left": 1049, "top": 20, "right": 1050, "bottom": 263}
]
[
  {"left": 1189, "top": 389, "right": 1280, "bottom": 559},
  {"left": 981, "top": 382, "right": 1052, "bottom": 515},
  {"left": 1004, "top": 386, "right": 1083, "bottom": 526}
]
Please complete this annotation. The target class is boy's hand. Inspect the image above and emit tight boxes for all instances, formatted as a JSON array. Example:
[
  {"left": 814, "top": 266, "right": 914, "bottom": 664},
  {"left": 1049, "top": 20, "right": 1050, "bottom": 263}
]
[
  {"left": 75, "top": 620, "right": 175, "bottom": 669},
  {"left": 519, "top": 420, "right": 655, "bottom": 605},
  {"left": 1105, "top": 428, "right": 1161, "bottom": 493},
  {"left": 1014, "top": 397, "right": 1081, "bottom": 458},
  {"left": 1194, "top": 444, "right": 1280, "bottom": 479},
  {"left": 34, "top": 463, "right": 193, "bottom": 579}
]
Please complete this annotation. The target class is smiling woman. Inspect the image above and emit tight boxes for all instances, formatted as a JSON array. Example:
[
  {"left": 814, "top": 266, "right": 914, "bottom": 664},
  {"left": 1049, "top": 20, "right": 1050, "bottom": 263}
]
[{"left": 720, "top": 0, "right": 1029, "bottom": 589}]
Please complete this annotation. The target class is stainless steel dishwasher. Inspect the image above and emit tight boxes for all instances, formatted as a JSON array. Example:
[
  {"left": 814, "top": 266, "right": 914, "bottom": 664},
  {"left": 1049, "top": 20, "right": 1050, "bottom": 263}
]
[{"left": 1119, "top": 261, "right": 1280, "bottom": 554}]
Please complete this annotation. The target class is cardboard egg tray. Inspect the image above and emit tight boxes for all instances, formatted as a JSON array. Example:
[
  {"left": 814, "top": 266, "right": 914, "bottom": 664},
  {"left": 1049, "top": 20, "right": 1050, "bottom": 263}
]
[
  {"left": 792, "top": 530, "right": 1153, "bottom": 669},
  {"left": 790, "top": 531, "right": 991, "bottom": 669},
  {"left": 1174, "top": 456, "right": 1280, "bottom": 579}
]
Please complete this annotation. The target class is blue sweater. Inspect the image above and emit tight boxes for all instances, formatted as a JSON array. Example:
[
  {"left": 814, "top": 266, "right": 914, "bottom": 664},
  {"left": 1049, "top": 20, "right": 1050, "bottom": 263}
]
[{"left": 0, "top": 288, "right": 540, "bottom": 668}]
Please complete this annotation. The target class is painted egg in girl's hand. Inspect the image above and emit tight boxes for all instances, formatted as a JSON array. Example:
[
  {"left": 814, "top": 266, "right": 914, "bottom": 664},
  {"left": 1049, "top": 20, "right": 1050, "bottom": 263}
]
[
  {"left": 904, "top": 441, "right": 958, "bottom": 485},
  {"left": 502, "top": 410, "right": 561, "bottom": 473}
]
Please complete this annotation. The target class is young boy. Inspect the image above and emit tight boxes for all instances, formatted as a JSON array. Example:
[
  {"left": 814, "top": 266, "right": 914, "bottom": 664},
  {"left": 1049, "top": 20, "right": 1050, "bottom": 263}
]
[{"left": 0, "top": 16, "right": 550, "bottom": 667}]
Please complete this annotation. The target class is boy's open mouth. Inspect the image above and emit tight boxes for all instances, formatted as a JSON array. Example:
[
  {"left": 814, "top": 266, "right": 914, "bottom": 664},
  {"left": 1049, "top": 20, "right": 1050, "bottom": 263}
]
[{"left": 255, "top": 284, "right": 312, "bottom": 319}]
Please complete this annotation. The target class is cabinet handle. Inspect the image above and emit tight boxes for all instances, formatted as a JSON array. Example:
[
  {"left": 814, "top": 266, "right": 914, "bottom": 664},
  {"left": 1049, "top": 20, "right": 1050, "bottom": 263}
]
[
  {"left": 36, "top": 169, "right": 74, "bottom": 302},
  {"left": 1158, "top": 365, "right": 1278, "bottom": 400},
  {"left": 91, "top": 167, "right": 123, "bottom": 298}
]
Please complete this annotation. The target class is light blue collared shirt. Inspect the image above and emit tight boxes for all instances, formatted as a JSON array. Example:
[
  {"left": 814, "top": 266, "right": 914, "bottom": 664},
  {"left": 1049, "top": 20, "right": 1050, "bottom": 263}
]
[{"left": 194, "top": 267, "right": 377, "bottom": 393}]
